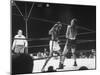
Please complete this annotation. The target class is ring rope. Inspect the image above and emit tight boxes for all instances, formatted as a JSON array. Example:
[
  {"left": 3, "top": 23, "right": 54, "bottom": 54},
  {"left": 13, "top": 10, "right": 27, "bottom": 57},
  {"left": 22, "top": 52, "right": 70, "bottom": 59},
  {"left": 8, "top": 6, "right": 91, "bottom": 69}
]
[
  {"left": 28, "top": 39, "right": 95, "bottom": 48},
  {"left": 32, "top": 49, "right": 95, "bottom": 60},
  {"left": 12, "top": 31, "right": 95, "bottom": 41},
  {"left": 12, "top": 13, "right": 95, "bottom": 32}
]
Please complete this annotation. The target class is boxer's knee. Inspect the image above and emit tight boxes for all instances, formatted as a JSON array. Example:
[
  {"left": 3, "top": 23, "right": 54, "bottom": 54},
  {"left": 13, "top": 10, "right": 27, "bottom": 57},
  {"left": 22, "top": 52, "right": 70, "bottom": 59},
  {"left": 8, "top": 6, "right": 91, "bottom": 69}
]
[
  {"left": 71, "top": 48, "right": 75, "bottom": 54},
  {"left": 63, "top": 48, "right": 68, "bottom": 56},
  {"left": 49, "top": 51, "right": 53, "bottom": 57}
]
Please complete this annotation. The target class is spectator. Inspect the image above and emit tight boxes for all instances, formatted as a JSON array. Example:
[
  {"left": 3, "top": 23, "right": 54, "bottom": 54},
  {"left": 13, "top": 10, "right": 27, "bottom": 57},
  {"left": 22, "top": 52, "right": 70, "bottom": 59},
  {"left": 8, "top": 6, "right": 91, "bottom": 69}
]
[
  {"left": 79, "top": 66, "right": 88, "bottom": 70},
  {"left": 47, "top": 66, "right": 56, "bottom": 72},
  {"left": 12, "top": 54, "right": 33, "bottom": 74}
]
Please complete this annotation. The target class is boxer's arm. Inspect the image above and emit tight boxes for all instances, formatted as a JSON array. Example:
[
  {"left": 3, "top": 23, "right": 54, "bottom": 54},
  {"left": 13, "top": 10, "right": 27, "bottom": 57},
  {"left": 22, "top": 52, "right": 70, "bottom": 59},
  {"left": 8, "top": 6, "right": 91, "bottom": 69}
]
[
  {"left": 49, "top": 41, "right": 54, "bottom": 53},
  {"left": 66, "top": 25, "right": 70, "bottom": 39},
  {"left": 49, "top": 27, "right": 54, "bottom": 35},
  {"left": 49, "top": 24, "right": 58, "bottom": 35}
]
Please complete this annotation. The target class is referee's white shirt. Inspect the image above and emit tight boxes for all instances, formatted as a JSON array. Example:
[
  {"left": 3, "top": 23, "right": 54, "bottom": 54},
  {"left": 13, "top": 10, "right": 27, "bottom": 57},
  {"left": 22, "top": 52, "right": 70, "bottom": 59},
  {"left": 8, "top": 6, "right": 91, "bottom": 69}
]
[{"left": 12, "top": 35, "right": 28, "bottom": 49}]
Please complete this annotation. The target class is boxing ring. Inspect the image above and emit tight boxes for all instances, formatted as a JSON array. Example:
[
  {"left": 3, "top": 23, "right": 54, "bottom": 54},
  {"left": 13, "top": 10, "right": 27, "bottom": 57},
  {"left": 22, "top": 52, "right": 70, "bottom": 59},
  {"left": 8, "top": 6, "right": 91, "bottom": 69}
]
[
  {"left": 12, "top": 1, "right": 96, "bottom": 73},
  {"left": 33, "top": 57, "right": 95, "bottom": 72},
  {"left": 28, "top": 38, "right": 96, "bottom": 73},
  {"left": 25, "top": 35, "right": 96, "bottom": 73}
]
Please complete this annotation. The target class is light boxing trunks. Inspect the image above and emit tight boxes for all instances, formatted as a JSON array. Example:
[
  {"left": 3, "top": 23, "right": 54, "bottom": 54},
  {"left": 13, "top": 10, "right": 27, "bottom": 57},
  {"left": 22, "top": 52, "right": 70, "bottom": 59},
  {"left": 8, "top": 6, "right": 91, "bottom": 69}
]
[
  {"left": 14, "top": 45, "right": 25, "bottom": 54},
  {"left": 49, "top": 40, "right": 61, "bottom": 51}
]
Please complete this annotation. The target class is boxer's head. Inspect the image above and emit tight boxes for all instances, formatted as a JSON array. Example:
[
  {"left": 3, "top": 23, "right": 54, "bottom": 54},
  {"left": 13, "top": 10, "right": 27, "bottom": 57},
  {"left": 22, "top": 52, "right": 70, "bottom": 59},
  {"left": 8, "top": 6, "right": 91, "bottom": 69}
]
[
  {"left": 56, "top": 21, "right": 61, "bottom": 24},
  {"left": 18, "top": 30, "right": 23, "bottom": 36},
  {"left": 71, "top": 18, "right": 77, "bottom": 26},
  {"left": 56, "top": 21, "right": 62, "bottom": 30}
]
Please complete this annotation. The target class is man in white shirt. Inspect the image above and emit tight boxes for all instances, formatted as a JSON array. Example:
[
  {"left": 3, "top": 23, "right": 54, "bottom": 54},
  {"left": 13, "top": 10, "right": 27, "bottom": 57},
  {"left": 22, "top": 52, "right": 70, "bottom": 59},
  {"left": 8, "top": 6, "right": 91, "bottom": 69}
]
[
  {"left": 12, "top": 30, "right": 28, "bottom": 54},
  {"left": 58, "top": 18, "right": 78, "bottom": 69}
]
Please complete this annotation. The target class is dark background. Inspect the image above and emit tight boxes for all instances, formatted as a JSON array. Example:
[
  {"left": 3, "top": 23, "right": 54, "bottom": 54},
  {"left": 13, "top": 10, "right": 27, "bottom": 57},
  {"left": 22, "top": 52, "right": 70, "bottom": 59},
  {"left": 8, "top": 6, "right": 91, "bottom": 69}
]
[{"left": 11, "top": 1, "right": 96, "bottom": 53}]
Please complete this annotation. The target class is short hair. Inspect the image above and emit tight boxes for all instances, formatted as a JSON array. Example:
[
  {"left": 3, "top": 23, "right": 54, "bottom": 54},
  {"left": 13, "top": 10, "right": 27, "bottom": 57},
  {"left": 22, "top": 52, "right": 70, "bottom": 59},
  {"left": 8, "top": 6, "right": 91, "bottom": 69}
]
[
  {"left": 71, "top": 18, "right": 77, "bottom": 25},
  {"left": 72, "top": 18, "right": 77, "bottom": 21},
  {"left": 18, "top": 29, "right": 22, "bottom": 32},
  {"left": 56, "top": 21, "right": 61, "bottom": 24}
]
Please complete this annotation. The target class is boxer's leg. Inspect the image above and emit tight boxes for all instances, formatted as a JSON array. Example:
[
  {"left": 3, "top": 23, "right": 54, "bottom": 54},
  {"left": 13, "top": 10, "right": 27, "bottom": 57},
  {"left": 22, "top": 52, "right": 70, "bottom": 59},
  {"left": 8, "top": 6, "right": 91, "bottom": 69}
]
[
  {"left": 41, "top": 41, "right": 54, "bottom": 71},
  {"left": 41, "top": 51, "right": 53, "bottom": 71},
  {"left": 57, "top": 50, "right": 62, "bottom": 65},
  {"left": 71, "top": 48, "right": 76, "bottom": 60},
  {"left": 58, "top": 40, "right": 69, "bottom": 69},
  {"left": 71, "top": 40, "right": 77, "bottom": 66},
  {"left": 71, "top": 48, "right": 77, "bottom": 66}
]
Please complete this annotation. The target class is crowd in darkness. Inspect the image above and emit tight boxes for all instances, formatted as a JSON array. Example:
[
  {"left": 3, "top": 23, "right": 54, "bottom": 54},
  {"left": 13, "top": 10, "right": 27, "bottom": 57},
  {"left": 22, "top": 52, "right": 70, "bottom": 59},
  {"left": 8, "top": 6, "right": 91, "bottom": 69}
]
[{"left": 29, "top": 49, "right": 96, "bottom": 59}]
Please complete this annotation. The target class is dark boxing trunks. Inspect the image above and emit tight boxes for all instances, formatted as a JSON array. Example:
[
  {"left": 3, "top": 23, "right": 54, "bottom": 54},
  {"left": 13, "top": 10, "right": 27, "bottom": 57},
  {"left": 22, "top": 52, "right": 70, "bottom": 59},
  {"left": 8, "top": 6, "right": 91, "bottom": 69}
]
[{"left": 67, "top": 39, "right": 77, "bottom": 49}]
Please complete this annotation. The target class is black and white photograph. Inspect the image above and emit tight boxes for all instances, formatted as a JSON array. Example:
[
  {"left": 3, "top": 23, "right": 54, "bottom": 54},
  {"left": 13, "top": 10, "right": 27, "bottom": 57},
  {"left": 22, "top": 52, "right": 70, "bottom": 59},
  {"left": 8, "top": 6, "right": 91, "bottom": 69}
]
[{"left": 11, "top": 0, "right": 96, "bottom": 74}]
